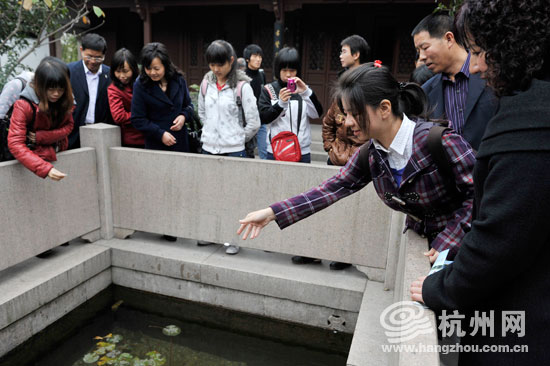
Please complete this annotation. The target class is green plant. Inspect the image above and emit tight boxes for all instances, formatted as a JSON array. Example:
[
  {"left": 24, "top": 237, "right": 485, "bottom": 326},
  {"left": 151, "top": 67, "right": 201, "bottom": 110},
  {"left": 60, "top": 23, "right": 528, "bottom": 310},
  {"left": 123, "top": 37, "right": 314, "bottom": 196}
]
[
  {"left": 434, "top": 0, "right": 464, "bottom": 17},
  {"left": 0, "top": 0, "right": 105, "bottom": 88},
  {"left": 82, "top": 333, "right": 167, "bottom": 366}
]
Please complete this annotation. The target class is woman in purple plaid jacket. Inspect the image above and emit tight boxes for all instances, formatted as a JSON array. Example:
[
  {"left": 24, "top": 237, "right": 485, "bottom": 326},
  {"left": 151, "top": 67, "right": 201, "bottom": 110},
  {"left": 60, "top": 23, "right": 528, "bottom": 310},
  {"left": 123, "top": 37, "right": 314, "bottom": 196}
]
[{"left": 238, "top": 63, "right": 476, "bottom": 263}]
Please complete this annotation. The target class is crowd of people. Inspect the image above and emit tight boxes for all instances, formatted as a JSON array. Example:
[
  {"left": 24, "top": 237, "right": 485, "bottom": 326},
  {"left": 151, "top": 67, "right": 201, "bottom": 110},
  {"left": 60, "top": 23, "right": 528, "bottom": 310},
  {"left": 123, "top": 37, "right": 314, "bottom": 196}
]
[{"left": 2, "top": 0, "right": 549, "bottom": 363}]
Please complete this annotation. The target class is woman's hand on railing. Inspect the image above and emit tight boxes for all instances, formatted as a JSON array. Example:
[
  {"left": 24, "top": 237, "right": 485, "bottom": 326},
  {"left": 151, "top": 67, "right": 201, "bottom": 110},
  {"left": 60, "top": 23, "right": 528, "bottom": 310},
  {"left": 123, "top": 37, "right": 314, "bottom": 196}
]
[
  {"left": 47, "top": 167, "right": 66, "bottom": 181},
  {"left": 410, "top": 276, "right": 427, "bottom": 304},
  {"left": 237, "top": 207, "right": 276, "bottom": 240}
]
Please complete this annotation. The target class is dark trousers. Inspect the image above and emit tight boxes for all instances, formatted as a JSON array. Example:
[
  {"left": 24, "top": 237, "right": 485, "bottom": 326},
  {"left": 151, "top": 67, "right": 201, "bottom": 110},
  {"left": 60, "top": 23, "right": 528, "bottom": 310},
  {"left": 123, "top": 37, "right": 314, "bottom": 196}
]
[{"left": 266, "top": 152, "right": 311, "bottom": 164}]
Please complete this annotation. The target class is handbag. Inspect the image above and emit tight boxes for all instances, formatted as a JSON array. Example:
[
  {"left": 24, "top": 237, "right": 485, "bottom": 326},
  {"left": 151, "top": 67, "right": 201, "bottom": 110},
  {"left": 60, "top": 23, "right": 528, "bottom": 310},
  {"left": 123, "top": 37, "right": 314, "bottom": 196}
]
[
  {"left": 186, "top": 110, "right": 202, "bottom": 153},
  {"left": 270, "top": 92, "right": 303, "bottom": 162}
]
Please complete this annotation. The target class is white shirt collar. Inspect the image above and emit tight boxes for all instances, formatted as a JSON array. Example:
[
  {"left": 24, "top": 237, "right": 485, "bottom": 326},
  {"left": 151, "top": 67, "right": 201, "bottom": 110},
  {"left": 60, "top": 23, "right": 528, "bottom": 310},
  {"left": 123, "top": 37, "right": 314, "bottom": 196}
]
[
  {"left": 373, "top": 114, "right": 415, "bottom": 169},
  {"left": 82, "top": 60, "right": 102, "bottom": 76}
]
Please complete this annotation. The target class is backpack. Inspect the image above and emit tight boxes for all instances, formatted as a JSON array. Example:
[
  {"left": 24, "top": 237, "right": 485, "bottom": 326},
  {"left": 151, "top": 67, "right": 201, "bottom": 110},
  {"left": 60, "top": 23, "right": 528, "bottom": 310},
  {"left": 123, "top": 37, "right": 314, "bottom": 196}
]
[
  {"left": 0, "top": 96, "right": 37, "bottom": 162},
  {"left": 264, "top": 83, "right": 303, "bottom": 162},
  {"left": 427, "top": 125, "right": 465, "bottom": 204},
  {"left": 200, "top": 79, "right": 256, "bottom": 157}
]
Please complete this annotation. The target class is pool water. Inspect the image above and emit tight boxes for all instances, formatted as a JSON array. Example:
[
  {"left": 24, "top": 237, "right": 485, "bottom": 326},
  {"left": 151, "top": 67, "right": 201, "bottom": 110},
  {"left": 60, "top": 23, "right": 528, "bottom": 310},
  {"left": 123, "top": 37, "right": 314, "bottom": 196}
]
[{"left": 1, "top": 286, "right": 351, "bottom": 366}]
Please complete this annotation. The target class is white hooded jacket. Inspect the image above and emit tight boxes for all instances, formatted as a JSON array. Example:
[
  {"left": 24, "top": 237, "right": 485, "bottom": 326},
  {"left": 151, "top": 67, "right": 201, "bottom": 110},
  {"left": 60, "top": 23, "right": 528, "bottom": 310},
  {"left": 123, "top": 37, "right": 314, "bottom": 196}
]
[{"left": 198, "top": 70, "right": 260, "bottom": 154}]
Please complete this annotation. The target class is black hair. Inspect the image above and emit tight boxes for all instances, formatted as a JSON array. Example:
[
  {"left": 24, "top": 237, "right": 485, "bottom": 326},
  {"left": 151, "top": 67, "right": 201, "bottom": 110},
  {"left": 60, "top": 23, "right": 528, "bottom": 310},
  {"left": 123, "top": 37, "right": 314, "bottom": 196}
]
[
  {"left": 205, "top": 40, "right": 238, "bottom": 85},
  {"left": 34, "top": 56, "right": 74, "bottom": 126},
  {"left": 455, "top": 0, "right": 550, "bottom": 96},
  {"left": 139, "top": 42, "right": 182, "bottom": 86},
  {"left": 410, "top": 64, "right": 435, "bottom": 86},
  {"left": 243, "top": 44, "right": 263, "bottom": 61},
  {"left": 110, "top": 48, "right": 139, "bottom": 90},
  {"left": 336, "top": 63, "right": 428, "bottom": 134},
  {"left": 273, "top": 47, "right": 301, "bottom": 79},
  {"left": 80, "top": 33, "right": 107, "bottom": 54},
  {"left": 411, "top": 12, "right": 453, "bottom": 39},
  {"left": 341, "top": 35, "right": 371, "bottom": 64}
]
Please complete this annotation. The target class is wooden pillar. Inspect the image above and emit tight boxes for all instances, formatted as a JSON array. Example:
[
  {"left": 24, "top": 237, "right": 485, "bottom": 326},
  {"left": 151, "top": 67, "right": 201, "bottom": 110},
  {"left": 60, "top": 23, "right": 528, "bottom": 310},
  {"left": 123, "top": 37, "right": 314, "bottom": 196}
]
[
  {"left": 143, "top": 6, "right": 152, "bottom": 44},
  {"left": 273, "top": 0, "right": 285, "bottom": 58}
]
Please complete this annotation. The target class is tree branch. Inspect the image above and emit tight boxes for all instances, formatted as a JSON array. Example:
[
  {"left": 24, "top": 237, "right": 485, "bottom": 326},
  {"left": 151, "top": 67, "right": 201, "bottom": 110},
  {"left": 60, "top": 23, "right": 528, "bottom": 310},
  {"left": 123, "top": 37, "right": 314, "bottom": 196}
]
[{"left": 0, "top": 3, "right": 24, "bottom": 52}]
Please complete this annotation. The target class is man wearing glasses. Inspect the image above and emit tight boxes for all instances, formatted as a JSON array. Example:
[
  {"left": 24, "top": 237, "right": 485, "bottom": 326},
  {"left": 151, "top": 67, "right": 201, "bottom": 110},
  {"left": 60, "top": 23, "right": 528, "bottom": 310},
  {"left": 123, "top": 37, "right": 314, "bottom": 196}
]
[{"left": 68, "top": 33, "right": 112, "bottom": 149}]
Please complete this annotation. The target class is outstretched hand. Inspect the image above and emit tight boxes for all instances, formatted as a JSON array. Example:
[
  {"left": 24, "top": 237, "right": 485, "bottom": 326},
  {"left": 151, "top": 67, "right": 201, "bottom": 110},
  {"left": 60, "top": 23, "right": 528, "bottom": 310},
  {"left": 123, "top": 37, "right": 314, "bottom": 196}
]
[
  {"left": 237, "top": 207, "right": 276, "bottom": 240},
  {"left": 47, "top": 167, "right": 66, "bottom": 181}
]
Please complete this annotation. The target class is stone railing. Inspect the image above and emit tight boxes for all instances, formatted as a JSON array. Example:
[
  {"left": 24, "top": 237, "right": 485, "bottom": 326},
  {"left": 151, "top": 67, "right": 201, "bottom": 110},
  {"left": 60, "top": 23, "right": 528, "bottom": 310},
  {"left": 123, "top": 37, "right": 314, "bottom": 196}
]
[
  {"left": 0, "top": 124, "right": 440, "bottom": 366},
  {"left": 0, "top": 148, "right": 100, "bottom": 272}
]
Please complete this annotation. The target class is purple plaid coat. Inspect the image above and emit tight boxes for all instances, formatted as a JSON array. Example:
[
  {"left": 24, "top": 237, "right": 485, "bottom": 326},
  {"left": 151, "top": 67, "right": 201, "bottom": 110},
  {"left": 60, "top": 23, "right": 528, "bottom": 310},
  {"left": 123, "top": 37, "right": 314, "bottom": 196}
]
[{"left": 271, "top": 121, "right": 475, "bottom": 257}]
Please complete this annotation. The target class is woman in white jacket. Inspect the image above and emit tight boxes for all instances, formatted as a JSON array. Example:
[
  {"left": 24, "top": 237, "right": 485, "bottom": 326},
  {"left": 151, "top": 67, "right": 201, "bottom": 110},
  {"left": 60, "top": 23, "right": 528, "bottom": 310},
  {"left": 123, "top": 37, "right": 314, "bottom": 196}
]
[
  {"left": 198, "top": 39, "right": 260, "bottom": 254},
  {"left": 199, "top": 40, "right": 260, "bottom": 157}
]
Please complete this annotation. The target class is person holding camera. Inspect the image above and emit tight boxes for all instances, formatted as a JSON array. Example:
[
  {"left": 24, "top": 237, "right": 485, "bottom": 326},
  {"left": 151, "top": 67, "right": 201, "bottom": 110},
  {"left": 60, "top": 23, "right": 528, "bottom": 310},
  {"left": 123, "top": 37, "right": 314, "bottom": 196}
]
[
  {"left": 258, "top": 47, "right": 323, "bottom": 164},
  {"left": 7, "top": 57, "right": 74, "bottom": 180}
]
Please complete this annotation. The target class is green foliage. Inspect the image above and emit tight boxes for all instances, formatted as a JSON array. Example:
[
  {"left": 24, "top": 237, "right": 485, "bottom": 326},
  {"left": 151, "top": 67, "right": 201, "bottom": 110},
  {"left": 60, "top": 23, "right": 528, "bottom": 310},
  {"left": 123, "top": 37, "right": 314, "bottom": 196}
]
[
  {"left": 61, "top": 32, "right": 79, "bottom": 63},
  {"left": 433, "top": 0, "right": 464, "bottom": 17},
  {"left": 82, "top": 333, "right": 167, "bottom": 366},
  {"left": 0, "top": 0, "right": 105, "bottom": 88}
]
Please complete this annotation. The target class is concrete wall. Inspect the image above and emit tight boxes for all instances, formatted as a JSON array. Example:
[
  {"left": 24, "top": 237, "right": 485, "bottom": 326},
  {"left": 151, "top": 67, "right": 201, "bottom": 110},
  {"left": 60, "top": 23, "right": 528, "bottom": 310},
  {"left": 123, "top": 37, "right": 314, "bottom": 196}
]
[
  {"left": 110, "top": 148, "right": 393, "bottom": 269},
  {"left": 0, "top": 148, "right": 101, "bottom": 272},
  {"left": 0, "top": 125, "right": 440, "bottom": 365}
]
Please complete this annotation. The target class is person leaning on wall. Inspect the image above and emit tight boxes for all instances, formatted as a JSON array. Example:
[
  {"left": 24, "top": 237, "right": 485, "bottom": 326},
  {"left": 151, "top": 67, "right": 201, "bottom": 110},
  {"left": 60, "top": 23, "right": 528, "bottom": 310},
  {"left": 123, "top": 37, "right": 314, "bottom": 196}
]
[{"left": 8, "top": 56, "right": 74, "bottom": 181}]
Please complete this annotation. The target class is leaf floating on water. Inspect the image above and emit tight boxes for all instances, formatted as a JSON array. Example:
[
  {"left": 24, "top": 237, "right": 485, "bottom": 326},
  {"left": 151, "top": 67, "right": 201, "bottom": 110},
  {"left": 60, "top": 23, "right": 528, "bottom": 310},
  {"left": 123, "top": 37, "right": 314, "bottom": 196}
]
[
  {"left": 111, "top": 300, "right": 124, "bottom": 311},
  {"left": 111, "top": 334, "right": 123, "bottom": 343},
  {"left": 82, "top": 353, "right": 99, "bottom": 363},
  {"left": 162, "top": 325, "right": 181, "bottom": 336}
]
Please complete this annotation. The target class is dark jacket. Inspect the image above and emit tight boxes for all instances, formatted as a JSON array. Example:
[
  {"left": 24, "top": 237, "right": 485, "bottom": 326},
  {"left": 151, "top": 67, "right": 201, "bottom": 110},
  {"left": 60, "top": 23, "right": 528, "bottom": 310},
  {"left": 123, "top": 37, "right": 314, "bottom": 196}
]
[
  {"left": 423, "top": 72, "right": 497, "bottom": 150},
  {"left": 107, "top": 83, "right": 144, "bottom": 147},
  {"left": 131, "top": 75, "right": 193, "bottom": 152},
  {"left": 423, "top": 79, "right": 550, "bottom": 366},
  {"left": 7, "top": 85, "right": 73, "bottom": 178},
  {"left": 67, "top": 61, "right": 112, "bottom": 148}
]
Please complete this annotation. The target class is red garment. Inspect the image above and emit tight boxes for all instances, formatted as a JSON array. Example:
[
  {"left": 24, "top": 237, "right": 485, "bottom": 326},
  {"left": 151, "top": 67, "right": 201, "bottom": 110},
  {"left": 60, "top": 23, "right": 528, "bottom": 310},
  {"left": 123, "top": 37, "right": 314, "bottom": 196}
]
[
  {"left": 107, "top": 83, "right": 145, "bottom": 147},
  {"left": 7, "top": 98, "right": 74, "bottom": 178}
]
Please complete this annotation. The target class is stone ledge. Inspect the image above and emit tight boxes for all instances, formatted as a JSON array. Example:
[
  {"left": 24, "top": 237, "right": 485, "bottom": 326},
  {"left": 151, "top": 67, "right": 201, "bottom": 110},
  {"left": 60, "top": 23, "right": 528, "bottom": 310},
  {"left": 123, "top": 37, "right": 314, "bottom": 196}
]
[
  {"left": 347, "top": 281, "right": 394, "bottom": 366},
  {"left": 0, "top": 242, "right": 111, "bottom": 331},
  {"left": 112, "top": 267, "right": 359, "bottom": 334},
  {"left": 0, "top": 269, "right": 111, "bottom": 358},
  {"left": 99, "top": 232, "right": 367, "bottom": 312}
]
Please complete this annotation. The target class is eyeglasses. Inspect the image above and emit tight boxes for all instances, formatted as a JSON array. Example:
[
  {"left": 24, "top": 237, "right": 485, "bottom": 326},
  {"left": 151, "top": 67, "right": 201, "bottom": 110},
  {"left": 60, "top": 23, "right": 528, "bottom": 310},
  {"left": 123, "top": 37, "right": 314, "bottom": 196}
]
[
  {"left": 83, "top": 55, "right": 105, "bottom": 62},
  {"left": 47, "top": 87, "right": 65, "bottom": 93}
]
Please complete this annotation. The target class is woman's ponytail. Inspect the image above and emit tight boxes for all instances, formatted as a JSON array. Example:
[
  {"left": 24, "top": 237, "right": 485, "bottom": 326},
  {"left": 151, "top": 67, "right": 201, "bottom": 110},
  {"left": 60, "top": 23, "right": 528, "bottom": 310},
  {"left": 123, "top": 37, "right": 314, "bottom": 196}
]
[
  {"left": 335, "top": 63, "right": 430, "bottom": 133},
  {"left": 397, "top": 82, "right": 428, "bottom": 119}
]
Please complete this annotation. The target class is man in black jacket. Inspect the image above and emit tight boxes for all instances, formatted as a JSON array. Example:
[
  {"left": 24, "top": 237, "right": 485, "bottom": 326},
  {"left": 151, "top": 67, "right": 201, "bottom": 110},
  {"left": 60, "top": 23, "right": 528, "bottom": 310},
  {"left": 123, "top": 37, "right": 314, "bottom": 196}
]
[
  {"left": 412, "top": 13, "right": 497, "bottom": 150},
  {"left": 67, "top": 33, "right": 112, "bottom": 149}
]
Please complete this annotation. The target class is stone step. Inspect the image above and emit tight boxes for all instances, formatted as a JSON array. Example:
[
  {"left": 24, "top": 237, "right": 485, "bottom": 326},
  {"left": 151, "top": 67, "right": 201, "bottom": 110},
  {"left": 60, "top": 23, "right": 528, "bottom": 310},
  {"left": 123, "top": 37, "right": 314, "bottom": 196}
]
[{"left": 100, "top": 231, "right": 368, "bottom": 333}]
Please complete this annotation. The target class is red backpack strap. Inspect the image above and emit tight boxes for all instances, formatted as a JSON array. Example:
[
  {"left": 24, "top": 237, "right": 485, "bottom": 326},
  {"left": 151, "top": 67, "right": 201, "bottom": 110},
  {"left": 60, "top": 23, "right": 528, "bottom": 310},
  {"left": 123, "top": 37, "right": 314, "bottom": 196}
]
[
  {"left": 236, "top": 80, "right": 246, "bottom": 99},
  {"left": 264, "top": 83, "right": 277, "bottom": 100},
  {"left": 200, "top": 78, "right": 208, "bottom": 97}
]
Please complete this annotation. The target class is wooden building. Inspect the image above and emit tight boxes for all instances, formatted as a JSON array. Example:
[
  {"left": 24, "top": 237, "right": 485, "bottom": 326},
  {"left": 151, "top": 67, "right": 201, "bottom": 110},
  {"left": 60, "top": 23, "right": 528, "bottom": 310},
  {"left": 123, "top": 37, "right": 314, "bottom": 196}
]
[{"left": 89, "top": 0, "right": 435, "bottom": 115}]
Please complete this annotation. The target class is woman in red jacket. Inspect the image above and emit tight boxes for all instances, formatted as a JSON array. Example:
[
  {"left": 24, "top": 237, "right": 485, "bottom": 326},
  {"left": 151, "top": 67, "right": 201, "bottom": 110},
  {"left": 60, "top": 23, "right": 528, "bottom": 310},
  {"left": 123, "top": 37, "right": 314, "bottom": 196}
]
[
  {"left": 107, "top": 48, "right": 144, "bottom": 147},
  {"left": 8, "top": 57, "right": 74, "bottom": 180}
]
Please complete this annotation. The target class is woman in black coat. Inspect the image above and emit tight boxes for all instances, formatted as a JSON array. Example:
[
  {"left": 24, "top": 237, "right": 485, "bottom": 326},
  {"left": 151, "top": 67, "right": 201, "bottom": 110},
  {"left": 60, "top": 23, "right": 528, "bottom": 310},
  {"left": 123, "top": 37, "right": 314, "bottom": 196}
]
[
  {"left": 410, "top": 1, "right": 550, "bottom": 365},
  {"left": 131, "top": 42, "right": 193, "bottom": 152}
]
